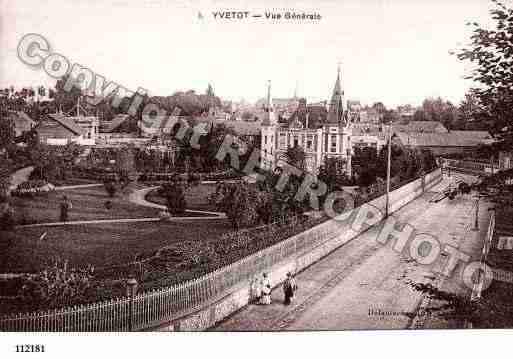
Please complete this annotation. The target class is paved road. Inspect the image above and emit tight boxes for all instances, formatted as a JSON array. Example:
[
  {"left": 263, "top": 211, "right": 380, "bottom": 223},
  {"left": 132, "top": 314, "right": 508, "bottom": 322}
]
[{"left": 213, "top": 174, "right": 489, "bottom": 331}]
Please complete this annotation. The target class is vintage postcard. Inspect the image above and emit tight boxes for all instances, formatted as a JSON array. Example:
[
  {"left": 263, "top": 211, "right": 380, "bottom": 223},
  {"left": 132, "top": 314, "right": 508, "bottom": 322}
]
[{"left": 1, "top": 0, "right": 513, "bottom": 356}]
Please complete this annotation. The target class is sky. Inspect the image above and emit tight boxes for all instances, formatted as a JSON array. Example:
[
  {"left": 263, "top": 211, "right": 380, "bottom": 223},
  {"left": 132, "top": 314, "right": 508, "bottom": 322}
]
[{"left": 0, "top": 0, "right": 503, "bottom": 107}]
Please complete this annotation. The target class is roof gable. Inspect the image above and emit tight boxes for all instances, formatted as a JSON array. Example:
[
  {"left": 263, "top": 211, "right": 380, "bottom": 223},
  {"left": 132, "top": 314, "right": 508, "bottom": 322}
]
[{"left": 45, "top": 113, "right": 85, "bottom": 135}]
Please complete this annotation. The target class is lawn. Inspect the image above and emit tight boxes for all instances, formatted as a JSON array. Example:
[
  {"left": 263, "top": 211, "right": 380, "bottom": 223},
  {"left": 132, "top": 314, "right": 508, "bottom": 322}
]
[
  {"left": 10, "top": 184, "right": 159, "bottom": 224},
  {"left": 0, "top": 219, "right": 233, "bottom": 312},
  {"left": 0, "top": 220, "right": 232, "bottom": 274},
  {"left": 146, "top": 182, "right": 218, "bottom": 212}
]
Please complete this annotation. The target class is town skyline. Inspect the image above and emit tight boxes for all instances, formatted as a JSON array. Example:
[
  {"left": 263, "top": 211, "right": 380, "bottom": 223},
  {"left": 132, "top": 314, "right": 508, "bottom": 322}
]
[{"left": 0, "top": 0, "right": 499, "bottom": 107}]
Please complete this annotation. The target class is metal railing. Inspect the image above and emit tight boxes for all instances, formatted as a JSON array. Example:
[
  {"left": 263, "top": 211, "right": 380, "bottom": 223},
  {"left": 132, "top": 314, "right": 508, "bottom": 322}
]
[{"left": 440, "top": 158, "right": 497, "bottom": 175}]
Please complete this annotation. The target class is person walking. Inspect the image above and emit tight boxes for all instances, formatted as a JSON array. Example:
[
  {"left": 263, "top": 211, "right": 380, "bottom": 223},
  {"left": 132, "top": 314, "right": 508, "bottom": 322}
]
[
  {"left": 283, "top": 272, "right": 298, "bottom": 305},
  {"left": 60, "top": 195, "right": 72, "bottom": 222},
  {"left": 260, "top": 273, "right": 272, "bottom": 305},
  {"left": 251, "top": 276, "right": 262, "bottom": 303}
]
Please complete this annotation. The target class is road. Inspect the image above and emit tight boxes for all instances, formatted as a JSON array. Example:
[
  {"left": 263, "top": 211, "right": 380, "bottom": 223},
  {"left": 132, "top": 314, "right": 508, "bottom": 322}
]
[{"left": 213, "top": 174, "right": 491, "bottom": 331}]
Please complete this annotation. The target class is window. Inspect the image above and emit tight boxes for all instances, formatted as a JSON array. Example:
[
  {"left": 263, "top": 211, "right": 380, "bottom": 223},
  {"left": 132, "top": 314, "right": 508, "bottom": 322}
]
[
  {"left": 306, "top": 135, "right": 314, "bottom": 151},
  {"left": 330, "top": 135, "right": 337, "bottom": 153},
  {"left": 278, "top": 133, "right": 287, "bottom": 150},
  {"left": 293, "top": 136, "right": 299, "bottom": 147},
  {"left": 264, "top": 135, "right": 267, "bottom": 145}
]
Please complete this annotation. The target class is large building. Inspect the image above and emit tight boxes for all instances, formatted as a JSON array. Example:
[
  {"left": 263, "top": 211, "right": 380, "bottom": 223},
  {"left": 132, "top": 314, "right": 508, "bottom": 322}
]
[
  {"left": 35, "top": 113, "right": 86, "bottom": 146},
  {"left": 261, "top": 66, "right": 352, "bottom": 175},
  {"left": 393, "top": 130, "right": 495, "bottom": 156}
]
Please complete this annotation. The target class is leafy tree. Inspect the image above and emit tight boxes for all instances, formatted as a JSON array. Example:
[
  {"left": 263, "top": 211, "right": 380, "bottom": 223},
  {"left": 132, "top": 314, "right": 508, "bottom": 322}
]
[
  {"left": 159, "top": 180, "right": 187, "bottom": 215},
  {"left": 104, "top": 181, "right": 117, "bottom": 197},
  {"left": 241, "top": 111, "right": 254, "bottom": 120},
  {"left": 408, "top": 280, "right": 513, "bottom": 328},
  {"left": 352, "top": 147, "right": 380, "bottom": 186},
  {"left": 318, "top": 157, "right": 353, "bottom": 193},
  {"left": 0, "top": 114, "right": 15, "bottom": 148},
  {"left": 413, "top": 97, "right": 459, "bottom": 130},
  {"left": 18, "top": 260, "right": 96, "bottom": 312},
  {"left": 282, "top": 145, "right": 306, "bottom": 171},
  {"left": 209, "top": 182, "right": 263, "bottom": 229},
  {"left": 454, "top": 0, "right": 513, "bottom": 136}
]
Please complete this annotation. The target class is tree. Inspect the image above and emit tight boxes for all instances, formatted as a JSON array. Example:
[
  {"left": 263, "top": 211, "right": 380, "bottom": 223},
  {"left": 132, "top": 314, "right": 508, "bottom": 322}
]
[
  {"left": 0, "top": 157, "right": 13, "bottom": 230},
  {"left": 104, "top": 181, "right": 117, "bottom": 197},
  {"left": 241, "top": 110, "right": 254, "bottom": 120},
  {"left": 209, "top": 182, "right": 262, "bottom": 229},
  {"left": 318, "top": 157, "right": 352, "bottom": 193},
  {"left": 159, "top": 180, "right": 187, "bottom": 215},
  {"left": 408, "top": 280, "right": 513, "bottom": 328},
  {"left": 282, "top": 145, "right": 306, "bottom": 171},
  {"left": 115, "top": 145, "right": 137, "bottom": 185},
  {"left": 352, "top": 147, "right": 379, "bottom": 186},
  {"left": 454, "top": 0, "right": 513, "bottom": 135},
  {"left": 0, "top": 114, "right": 15, "bottom": 148},
  {"left": 17, "top": 260, "right": 96, "bottom": 312},
  {"left": 413, "top": 97, "right": 459, "bottom": 130}
]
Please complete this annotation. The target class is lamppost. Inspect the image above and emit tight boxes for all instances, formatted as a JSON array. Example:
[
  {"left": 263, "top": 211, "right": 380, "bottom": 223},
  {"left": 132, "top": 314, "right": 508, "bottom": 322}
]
[
  {"left": 473, "top": 194, "right": 481, "bottom": 231},
  {"left": 385, "top": 123, "right": 392, "bottom": 218},
  {"left": 126, "top": 278, "right": 138, "bottom": 332}
]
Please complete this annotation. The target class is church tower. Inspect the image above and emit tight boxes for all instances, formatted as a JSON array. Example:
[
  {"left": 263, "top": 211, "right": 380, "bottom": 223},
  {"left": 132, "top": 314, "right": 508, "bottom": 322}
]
[
  {"left": 262, "top": 80, "right": 276, "bottom": 126},
  {"left": 327, "top": 64, "right": 344, "bottom": 125}
]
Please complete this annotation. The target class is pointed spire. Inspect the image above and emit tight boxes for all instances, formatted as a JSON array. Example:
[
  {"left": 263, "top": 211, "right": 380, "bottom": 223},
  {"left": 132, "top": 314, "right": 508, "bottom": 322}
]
[
  {"left": 332, "top": 62, "right": 342, "bottom": 99},
  {"left": 327, "top": 63, "right": 344, "bottom": 125},
  {"left": 266, "top": 80, "right": 272, "bottom": 108},
  {"left": 262, "top": 80, "right": 276, "bottom": 126},
  {"left": 293, "top": 80, "right": 299, "bottom": 99}
]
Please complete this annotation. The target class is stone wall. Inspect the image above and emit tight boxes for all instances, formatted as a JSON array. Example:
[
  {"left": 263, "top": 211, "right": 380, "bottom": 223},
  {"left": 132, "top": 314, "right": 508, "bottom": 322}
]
[{"left": 155, "top": 168, "right": 442, "bottom": 331}]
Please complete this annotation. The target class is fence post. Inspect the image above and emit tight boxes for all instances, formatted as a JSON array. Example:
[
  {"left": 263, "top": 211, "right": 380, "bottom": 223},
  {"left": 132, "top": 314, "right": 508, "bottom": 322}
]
[{"left": 126, "top": 278, "right": 138, "bottom": 332}]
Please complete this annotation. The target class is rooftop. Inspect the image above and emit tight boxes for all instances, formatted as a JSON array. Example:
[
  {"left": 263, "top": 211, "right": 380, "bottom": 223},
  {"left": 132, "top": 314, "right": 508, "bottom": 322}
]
[
  {"left": 46, "top": 113, "right": 86, "bottom": 136},
  {"left": 395, "top": 131, "right": 494, "bottom": 147}
]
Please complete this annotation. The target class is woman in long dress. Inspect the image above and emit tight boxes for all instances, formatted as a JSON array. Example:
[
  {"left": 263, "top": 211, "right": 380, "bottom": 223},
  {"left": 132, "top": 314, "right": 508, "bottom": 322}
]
[
  {"left": 251, "top": 277, "right": 262, "bottom": 302},
  {"left": 260, "top": 273, "right": 271, "bottom": 305},
  {"left": 283, "top": 272, "right": 297, "bottom": 305}
]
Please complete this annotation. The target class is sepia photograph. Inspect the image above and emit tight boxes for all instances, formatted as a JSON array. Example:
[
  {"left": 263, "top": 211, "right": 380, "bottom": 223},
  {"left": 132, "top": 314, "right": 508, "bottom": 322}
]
[{"left": 1, "top": 0, "right": 513, "bottom": 356}]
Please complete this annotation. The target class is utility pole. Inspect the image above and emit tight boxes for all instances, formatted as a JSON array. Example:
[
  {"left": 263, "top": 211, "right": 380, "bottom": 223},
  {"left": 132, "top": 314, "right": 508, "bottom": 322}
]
[
  {"left": 385, "top": 123, "right": 392, "bottom": 218},
  {"left": 473, "top": 195, "right": 480, "bottom": 231}
]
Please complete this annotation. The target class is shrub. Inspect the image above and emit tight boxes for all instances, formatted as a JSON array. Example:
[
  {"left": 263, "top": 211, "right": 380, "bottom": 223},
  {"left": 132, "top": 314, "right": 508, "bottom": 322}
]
[
  {"left": 0, "top": 204, "right": 15, "bottom": 230},
  {"left": 104, "top": 181, "right": 117, "bottom": 197},
  {"left": 11, "top": 180, "right": 54, "bottom": 197},
  {"left": 17, "top": 260, "right": 96, "bottom": 312},
  {"left": 104, "top": 200, "right": 113, "bottom": 210},
  {"left": 159, "top": 181, "right": 187, "bottom": 215}
]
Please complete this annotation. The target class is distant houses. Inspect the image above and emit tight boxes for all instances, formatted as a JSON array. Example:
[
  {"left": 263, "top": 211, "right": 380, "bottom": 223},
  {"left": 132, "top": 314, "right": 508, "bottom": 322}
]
[{"left": 6, "top": 111, "right": 36, "bottom": 137}]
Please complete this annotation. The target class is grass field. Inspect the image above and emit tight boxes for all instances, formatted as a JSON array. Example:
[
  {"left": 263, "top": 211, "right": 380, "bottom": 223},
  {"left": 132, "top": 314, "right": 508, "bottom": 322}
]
[
  {"left": 0, "top": 219, "right": 232, "bottom": 274},
  {"left": 10, "top": 184, "right": 159, "bottom": 224}
]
